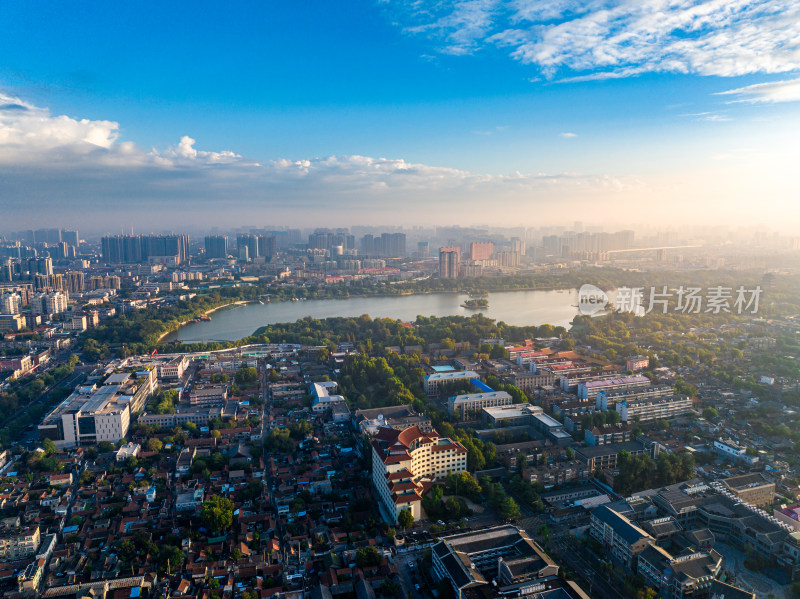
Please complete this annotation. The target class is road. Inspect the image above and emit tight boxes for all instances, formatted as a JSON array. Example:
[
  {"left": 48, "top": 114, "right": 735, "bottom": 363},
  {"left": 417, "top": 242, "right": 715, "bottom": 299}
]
[
  {"left": 550, "top": 536, "right": 623, "bottom": 599},
  {"left": 7, "top": 366, "right": 88, "bottom": 447},
  {"left": 394, "top": 549, "right": 425, "bottom": 599}
]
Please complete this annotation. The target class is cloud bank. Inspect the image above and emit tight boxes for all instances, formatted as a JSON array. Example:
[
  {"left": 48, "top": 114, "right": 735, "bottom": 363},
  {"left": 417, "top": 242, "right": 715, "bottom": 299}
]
[
  {"left": 383, "top": 0, "right": 800, "bottom": 79},
  {"left": 0, "top": 92, "right": 644, "bottom": 231}
]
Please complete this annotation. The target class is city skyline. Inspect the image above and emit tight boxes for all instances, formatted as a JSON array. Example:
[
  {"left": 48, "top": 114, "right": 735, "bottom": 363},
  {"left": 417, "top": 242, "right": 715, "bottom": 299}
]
[{"left": 1, "top": 1, "right": 799, "bottom": 230}]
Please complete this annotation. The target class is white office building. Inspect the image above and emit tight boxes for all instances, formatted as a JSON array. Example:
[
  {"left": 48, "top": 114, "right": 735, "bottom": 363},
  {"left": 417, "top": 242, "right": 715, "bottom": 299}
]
[{"left": 38, "top": 384, "right": 134, "bottom": 448}]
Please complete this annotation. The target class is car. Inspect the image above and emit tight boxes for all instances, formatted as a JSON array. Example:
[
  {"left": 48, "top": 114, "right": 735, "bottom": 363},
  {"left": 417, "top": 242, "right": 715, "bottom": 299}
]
[{"left": 437, "top": 520, "right": 445, "bottom": 526}]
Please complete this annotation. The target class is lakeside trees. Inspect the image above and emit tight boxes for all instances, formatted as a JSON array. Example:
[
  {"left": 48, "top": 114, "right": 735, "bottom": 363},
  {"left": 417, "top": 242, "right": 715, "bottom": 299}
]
[{"left": 253, "top": 313, "right": 550, "bottom": 352}]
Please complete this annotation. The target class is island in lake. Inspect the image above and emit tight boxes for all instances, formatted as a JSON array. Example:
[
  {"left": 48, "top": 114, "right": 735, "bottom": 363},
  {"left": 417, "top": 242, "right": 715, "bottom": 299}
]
[{"left": 461, "top": 297, "right": 489, "bottom": 309}]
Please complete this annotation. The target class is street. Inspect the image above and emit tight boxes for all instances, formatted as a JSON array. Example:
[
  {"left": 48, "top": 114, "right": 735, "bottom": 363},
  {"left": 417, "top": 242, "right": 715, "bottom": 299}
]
[
  {"left": 394, "top": 549, "right": 426, "bottom": 599},
  {"left": 549, "top": 535, "right": 623, "bottom": 599}
]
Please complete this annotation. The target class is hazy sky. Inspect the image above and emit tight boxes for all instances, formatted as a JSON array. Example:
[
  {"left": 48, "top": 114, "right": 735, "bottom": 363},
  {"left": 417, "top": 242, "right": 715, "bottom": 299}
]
[{"left": 1, "top": 1, "right": 799, "bottom": 233}]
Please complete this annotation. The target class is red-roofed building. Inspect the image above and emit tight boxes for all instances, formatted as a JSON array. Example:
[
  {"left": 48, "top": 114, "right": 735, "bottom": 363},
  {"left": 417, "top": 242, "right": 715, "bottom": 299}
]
[{"left": 371, "top": 425, "right": 467, "bottom": 523}]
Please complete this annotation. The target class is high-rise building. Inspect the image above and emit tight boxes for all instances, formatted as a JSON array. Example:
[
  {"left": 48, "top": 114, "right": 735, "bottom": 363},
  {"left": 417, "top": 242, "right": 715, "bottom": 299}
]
[
  {"left": 140, "top": 234, "right": 189, "bottom": 264},
  {"left": 308, "top": 229, "right": 332, "bottom": 251},
  {"left": 34, "top": 273, "right": 65, "bottom": 291},
  {"left": 470, "top": 241, "right": 494, "bottom": 261},
  {"left": 258, "top": 235, "right": 277, "bottom": 258},
  {"left": 0, "top": 283, "right": 33, "bottom": 306},
  {"left": 417, "top": 241, "right": 429, "bottom": 257},
  {"left": 496, "top": 251, "right": 521, "bottom": 267},
  {"left": 360, "top": 232, "right": 406, "bottom": 257},
  {"left": 86, "top": 275, "right": 119, "bottom": 290},
  {"left": 0, "top": 260, "right": 12, "bottom": 282},
  {"left": 360, "top": 234, "right": 375, "bottom": 255},
  {"left": 439, "top": 246, "right": 461, "bottom": 279},
  {"left": 101, "top": 235, "right": 141, "bottom": 263},
  {"left": 25, "top": 257, "right": 53, "bottom": 276},
  {"left": 101, "top": 234, "right": 188, "bottom": 264},
  {"left": 382, "top": 232, "right": 406, "bottom": 257},
  {"left": 34, "top": 229, "right": 61, "bottom": 244},
  {"left": 31, "top": 291, "right": 68, "bottom": 315},
  {"left": 256, "top": 228, "right": 300, "bottom": 249},
  {"left": 0, "top": 293, "right": 21, "bottom": 315},
  {"left": 371, "top": 425, "right": 467, "bottom": 522},
  {"left": 61, "top": 230, "right": 79, "bottom": 247},
  {"left": 65, "top": 271, "right": 85, "bottom": 293},
  {"left": 50, "top": 242, "right": 69, "bottom": 259},
  {"left": 204, "top": 235, "right": 228, "bottom": 259},
  {"left": 236, "top": 234, "right": 263, "bottom": 261}
]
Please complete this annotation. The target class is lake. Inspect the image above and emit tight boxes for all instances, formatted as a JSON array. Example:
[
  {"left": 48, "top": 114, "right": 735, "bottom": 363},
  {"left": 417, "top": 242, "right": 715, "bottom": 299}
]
[{"left": 162, "top": 289, "right": 581, "bottom": 342}]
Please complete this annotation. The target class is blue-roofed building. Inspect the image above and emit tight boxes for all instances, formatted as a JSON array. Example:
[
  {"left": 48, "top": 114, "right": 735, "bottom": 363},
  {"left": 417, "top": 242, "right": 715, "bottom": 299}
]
[
  {"left": 590, "top": 504, "right": 654, "bottom": 568},
  {"left": 470, "top": 378, "right": 494, "bottom": 393}
]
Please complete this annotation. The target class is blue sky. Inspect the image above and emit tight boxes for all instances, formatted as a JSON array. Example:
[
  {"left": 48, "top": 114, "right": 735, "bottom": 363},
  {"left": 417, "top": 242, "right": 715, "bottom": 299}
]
[{"left": 1, "top": 0, "right": 799, "bottom": 232}]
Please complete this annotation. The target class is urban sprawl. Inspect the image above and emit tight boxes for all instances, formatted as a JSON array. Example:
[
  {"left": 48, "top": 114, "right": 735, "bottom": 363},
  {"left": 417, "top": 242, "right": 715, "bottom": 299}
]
[{"left": 1, "top": 225, "right": 800, "bottom": 599}]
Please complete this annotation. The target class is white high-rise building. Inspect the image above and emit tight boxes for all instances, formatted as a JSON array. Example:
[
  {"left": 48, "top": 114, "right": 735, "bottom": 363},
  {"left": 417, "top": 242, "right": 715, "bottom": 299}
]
[
  {"left": 31, "top": 291, "right": 68, "bottom": 315},
  {"left": 0, "top": 293, "right": 21, "bottom": 315}
]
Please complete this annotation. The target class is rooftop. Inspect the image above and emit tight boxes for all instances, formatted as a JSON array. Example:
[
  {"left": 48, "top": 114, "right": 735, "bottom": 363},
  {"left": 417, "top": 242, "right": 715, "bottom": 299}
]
[
  {"left": 723, "top": 473, "right": 773, "bottom": 491},
  {"left": 592, "top": 505, "right": 652, "bottom": 546},
  {"left": 43, "top": 383, "right": 132, "bottom": 422},
  {"left": 577, "top": 441, "right": 645, "bottom": 459},
  {"left": 482, "top": 404, "right": 543, "bottom": 419},
  {"left": 531, "top": 412, "right": 563, "bottom": 429},
  {"left": 581, "top": 376, "right": 650, "bottom": 389},
  {"left": 450, "top": 391, "right": 512, "bottom": 404},
  {"left": 425, "top": 370, "right": 479, "bottom": 382}
]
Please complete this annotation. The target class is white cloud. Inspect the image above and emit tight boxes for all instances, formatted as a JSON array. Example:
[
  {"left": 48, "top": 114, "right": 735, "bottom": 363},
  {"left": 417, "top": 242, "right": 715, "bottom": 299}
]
[
  {"left": 403, "top": 0, "right": 501, "bottom": 55},
  {"left": 383, "top": 0, "right": 800, "bottom": 79},
  {"left": 0, "top": 93, "right": 119, "bottom": 157},
  {"left": 717, "top": 77, "right": 800, "bottom": 103},
  {"left": 678, "top": 111, "right": 730, "bottom": 121},
  {"left": 560, "top": 132, "right": 577, "bottom": 138},
  {"left": 3, "top": 90, "right": 796, "bottom": 232},
  {"left": 0, "top": 91, "right": 644, "bottom": 229},
  {"left": 164, "top": 135, "right": 244, "bottom": 163}
]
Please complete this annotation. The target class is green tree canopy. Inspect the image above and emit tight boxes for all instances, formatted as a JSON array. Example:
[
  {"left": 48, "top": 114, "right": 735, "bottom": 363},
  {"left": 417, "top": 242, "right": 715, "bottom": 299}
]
[
  {"left": 355, "top": 546, "right": 382, "bottom": 568},
  {"left": 235, "top": 366, "right": 259, "bottom": 384},
  {"left": 200, "top": 495, "right": 234, "bottom": 532},
  {"left": 397, "top": 509, "right": 414, "bottom": 530}
]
